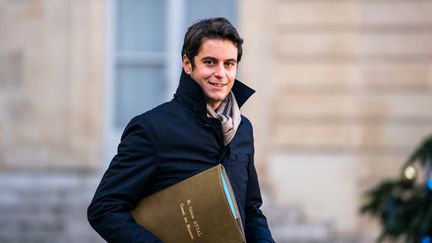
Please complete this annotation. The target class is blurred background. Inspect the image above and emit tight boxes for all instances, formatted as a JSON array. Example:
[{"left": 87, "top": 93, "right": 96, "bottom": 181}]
[{"left": 1, "top": 0, "right": 431, "bottom": 242}]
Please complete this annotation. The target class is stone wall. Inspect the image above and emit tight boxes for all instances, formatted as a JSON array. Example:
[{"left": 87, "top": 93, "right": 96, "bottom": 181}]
[
  {"left": 0, "top": 1, "right": 104, "bottom": 242},
  {"left": 0, "top": 171, "right": 103, "bottom": 243},
  {"left": 0, "top": 0, "right": 103, "bottom": 170},
  {"left": 240, "top": 0, "right": 432, "bottom": 239}
]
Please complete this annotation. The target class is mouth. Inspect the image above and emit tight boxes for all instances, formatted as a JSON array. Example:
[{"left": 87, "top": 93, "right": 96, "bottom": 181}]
[{"left": 208, "top": 81, "right": 228, "bottom": 87}]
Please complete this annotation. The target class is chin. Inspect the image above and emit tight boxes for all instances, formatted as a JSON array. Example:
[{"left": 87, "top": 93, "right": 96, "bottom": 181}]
[
  {"left": 209, "top": 94, "right": 227, "bottom": 102},
  {"left": 205, "top": 96, "right": 222, "bottom": 105}
]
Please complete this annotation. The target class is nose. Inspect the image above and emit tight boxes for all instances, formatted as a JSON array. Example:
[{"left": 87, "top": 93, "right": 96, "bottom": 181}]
[{"left": 214, "top": 63, "right": 225, "bottom": 78}]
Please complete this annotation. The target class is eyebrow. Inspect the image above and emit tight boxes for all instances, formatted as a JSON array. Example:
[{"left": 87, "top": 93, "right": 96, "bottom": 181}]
[{"left": 201, "top": 56, "right": 237, "bottom": 63}]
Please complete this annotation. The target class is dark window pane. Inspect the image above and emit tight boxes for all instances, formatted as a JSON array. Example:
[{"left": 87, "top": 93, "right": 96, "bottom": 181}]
[
  {"left": 115, "top": 65, "right": 166, "bottom": 128},
  {"left": 117, "top": 0, "right": 166, "bottom": 52},
  {"left": 185, "top": 0, "right": 237, "bottom": 28}
]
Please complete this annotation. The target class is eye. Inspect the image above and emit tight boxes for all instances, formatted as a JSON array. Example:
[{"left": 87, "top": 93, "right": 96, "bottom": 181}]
[
  {"left": 203, "top": 59, "right": 215, "bottom": 65},
  {"left": 224, "top": 61, "right": 236, "bottom": 68}
]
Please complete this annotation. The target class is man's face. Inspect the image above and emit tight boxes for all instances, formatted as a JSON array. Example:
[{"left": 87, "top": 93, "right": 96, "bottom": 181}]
[{"left": 183, "top": 38, "right": 238, "bottom": 110}]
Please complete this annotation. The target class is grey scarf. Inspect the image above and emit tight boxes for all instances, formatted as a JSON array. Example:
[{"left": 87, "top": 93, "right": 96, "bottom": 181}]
[{"left": 206, "top": 91, "right": 241, "bottom": 145}]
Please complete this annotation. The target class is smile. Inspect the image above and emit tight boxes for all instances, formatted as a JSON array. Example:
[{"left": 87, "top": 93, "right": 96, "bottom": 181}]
[{"left": 209, "top": 81, "right": 227, "bottom": 87}]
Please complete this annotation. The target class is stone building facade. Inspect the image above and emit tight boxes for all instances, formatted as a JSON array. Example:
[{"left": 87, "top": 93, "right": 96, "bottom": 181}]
[
  {"left": 1, "top": 0, "right": 431, "bottom": 242},
  {"left": 0, "top": 1, "right": 104, "bottom": 242},
  {"left": 243, "top": 1, "right": 432, "bottom": 241}
]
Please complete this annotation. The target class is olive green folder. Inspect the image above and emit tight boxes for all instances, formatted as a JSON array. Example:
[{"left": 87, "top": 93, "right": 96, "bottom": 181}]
[{"left": 131, "top": 164, "right": 246, "bottom": 243}]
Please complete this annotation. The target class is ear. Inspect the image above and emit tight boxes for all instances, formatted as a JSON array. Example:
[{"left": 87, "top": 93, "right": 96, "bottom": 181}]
[{"left": 182, "top": 55, "right": 193, "bottom": 74}]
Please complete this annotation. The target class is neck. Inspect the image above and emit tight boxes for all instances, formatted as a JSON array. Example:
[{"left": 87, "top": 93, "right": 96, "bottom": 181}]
[{"left": 208, "top": 102, "right": 222, "bottom": 110}]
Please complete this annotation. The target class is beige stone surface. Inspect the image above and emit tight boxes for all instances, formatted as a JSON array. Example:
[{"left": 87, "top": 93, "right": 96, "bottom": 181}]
[
  {"left": 274, "top": 123, "right": 430, "bottom": 150},
  {"left": 278, "top": 32, "right": 358, "bottom": 57},
  {"left": 277, "top": 1, "right": 432, "bottom": 26},
  {"left": 360, "top": 1, "right": 432, "bottom": 25},
  {"left": 239, "top": 0, "right": 277, "bottom": 178},
  {"left": 0, "top": 0, "right": 103, "bottom": 170},
  {"left": 277, "top": 1, "right": 361, "bottom": 26},
  {"left": 278, "top": 32, "right": 432, "bottom": 57},
  {"left": 242, "top": 0, "right": 432, "bottom": 239},
  {"left": 268, "top": 152, "right": 359, "bottom": 233},
  {"left": 359, "top": 63, "right": 432, "bottom": 90},
  {"left": 276, "top": 64, "right": 360, "bottom": 91},
  {"left": 276, "top": 63, "right": 432, "bottom": 93},
  {"left": 275, "top": 93, "right": 432, "bottom": 120}
]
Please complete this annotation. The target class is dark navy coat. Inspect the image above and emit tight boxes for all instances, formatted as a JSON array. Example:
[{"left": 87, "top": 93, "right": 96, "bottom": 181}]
[{"left": 88, "top": 71, "right": 274, "bottom": 243}]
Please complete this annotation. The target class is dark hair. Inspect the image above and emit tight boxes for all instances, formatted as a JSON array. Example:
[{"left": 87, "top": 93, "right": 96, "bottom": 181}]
[{"left": 181, "top": 17, "right": 244, "bottom": 68}]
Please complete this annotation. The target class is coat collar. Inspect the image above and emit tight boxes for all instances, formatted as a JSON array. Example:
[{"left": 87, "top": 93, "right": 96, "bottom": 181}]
[{"left": 175, "top": 70, "right": 255, "bottom": 113}]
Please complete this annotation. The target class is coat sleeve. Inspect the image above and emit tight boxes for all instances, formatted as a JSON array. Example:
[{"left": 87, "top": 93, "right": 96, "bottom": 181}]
[
  {"left": 244, "top": 125, "right": 275, "bottom": 243},
  {"left": 87, "top": 117, "right": 162, "bottom": 243}
]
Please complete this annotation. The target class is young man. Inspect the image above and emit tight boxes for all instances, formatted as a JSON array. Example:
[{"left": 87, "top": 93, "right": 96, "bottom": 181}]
[{"left": 88, "top": 17, "right": 274, "bottom": 243}]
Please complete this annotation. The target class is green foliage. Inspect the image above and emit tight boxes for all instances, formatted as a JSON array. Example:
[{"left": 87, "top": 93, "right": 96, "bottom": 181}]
[{"left": 360, "top": 135, "right": 432, "bottom": 242}]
